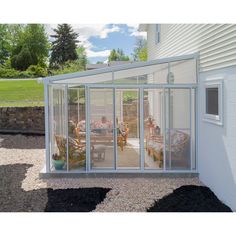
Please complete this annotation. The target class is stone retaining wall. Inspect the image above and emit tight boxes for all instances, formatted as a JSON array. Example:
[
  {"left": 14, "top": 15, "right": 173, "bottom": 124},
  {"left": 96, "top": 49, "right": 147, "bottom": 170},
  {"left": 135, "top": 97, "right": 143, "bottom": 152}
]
[{"left": 0, "top": 107, "right": 45, "bottom": 134}]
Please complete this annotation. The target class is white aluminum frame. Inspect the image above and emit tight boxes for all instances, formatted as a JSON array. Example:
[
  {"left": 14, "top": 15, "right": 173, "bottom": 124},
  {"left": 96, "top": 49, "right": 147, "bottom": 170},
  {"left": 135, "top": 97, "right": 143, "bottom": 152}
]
[{"left": 44, "top": 53, "right": 199, "bottom": 174}]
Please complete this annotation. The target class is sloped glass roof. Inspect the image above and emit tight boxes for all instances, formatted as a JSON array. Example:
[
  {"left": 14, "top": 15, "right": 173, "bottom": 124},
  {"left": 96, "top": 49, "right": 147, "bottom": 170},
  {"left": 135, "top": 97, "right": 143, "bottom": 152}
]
[{"left": 46, "top": 54, "right": 197, "bottom": 85}]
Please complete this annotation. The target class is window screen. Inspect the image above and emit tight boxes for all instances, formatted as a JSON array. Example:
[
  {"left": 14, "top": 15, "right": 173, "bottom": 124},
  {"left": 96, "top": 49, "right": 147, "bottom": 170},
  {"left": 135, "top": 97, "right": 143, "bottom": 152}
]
[{"left": 206, "top": 87, "right": 219, "bottom": 115}]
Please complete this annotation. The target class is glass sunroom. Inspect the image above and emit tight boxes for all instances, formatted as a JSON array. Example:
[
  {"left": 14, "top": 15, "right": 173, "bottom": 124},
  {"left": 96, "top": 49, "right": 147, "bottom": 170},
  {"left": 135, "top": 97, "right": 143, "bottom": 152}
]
[{"left": 43, "top": 54, "right": 198, "bottom": 174}]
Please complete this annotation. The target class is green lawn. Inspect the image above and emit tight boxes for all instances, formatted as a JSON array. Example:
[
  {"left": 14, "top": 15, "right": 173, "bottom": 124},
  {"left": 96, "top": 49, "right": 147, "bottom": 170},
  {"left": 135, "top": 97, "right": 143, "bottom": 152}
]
[{"left": 0, "top": 80, "right": 44, "bottom": 107}]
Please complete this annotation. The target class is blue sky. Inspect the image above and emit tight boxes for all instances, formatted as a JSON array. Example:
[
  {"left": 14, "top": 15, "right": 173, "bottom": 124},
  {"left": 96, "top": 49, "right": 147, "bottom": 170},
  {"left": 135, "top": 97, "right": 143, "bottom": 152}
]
[{"left": 46, "top": 24, "right": 146, "bottom": 63}]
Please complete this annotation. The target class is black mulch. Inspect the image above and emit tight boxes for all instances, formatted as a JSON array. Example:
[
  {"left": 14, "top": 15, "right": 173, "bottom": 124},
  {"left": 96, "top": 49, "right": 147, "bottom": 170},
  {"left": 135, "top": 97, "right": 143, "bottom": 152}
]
[
  {"left": 0, "top": 164, "right": 110, "bottom": 212},
  {"left": 147, "top": 185, "right": 232, "bottom": 212}
]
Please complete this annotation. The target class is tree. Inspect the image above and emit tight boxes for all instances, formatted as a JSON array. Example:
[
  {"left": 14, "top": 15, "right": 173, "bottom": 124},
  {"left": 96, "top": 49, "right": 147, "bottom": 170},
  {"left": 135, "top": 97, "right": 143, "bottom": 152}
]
[
  {"left": 11, "top": 45, "right": 33, "bottom": 71},
  {"left": 10, "top": 24, "right": 49, "bottom": 70},
  {"left": 50, "top": 24, "right": 79, "bottom": 67},
  {"left": 108, "top": 49, "right": 118, "bottom": 61},
  {"left": 132, "top": 38, "right": 147, "bottom": 61},
  {"left": 76, "top": 45, "right": 88, "bottom": 69},
  {"left": 108, "top": 48, "right": 130, "bottom": 62},
  {"left": 117, "top": 48, "right": 130, "bottom": 61},
  {"left": 0, "top": 25, "right": 12, "bottom": 65}
]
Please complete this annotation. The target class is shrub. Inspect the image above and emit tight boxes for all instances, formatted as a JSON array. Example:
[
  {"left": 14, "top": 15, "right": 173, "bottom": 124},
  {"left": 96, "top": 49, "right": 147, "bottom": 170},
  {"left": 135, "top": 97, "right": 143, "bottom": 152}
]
[
  {"left": 0, "top": 68, "right": 20, "bottom": 78},
  {"left": 0, "top": 65, "right": 47, "bottom": 78},
  {"left": 26, "top": 65, "right": 47, "bottom": 77}
]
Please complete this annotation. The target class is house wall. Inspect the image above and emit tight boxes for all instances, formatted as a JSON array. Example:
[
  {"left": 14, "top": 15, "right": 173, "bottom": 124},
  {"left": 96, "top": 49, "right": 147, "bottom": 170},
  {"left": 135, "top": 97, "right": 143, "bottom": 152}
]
[
  {"left": 198, "top": 66, "right": 236, "bottom": 211},
  {"left": 146, "top": 24, "right": 236, "bottom": 72}
]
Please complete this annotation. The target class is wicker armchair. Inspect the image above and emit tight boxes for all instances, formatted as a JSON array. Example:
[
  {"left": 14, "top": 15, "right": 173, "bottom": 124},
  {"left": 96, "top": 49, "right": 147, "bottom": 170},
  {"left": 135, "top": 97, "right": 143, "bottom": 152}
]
[
  {"left": 55, "top": 135, "right": 86, "bottom": 168},
  {"left": 146, "top": 130, "right": 190, "bottom": 168}
]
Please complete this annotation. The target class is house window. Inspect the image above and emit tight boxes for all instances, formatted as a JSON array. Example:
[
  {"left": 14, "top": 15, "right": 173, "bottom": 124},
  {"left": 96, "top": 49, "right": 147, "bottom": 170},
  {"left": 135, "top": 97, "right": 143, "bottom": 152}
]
[
  {"left": 204, "top": 80, "right": 223, "bottom": 125},
  {"left": 155, "top": 24, "right": 161, "bottom": 44},
  {"left": 206, "top": 87, "right": 218, "bottom": 115}
]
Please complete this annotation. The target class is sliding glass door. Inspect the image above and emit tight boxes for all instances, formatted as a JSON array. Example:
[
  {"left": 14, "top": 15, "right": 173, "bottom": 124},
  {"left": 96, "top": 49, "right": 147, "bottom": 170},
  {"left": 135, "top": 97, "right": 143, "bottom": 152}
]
[
  {"left": 89, "top": 88, "right": 115, "bottom": 170},
  {"left": 116, "top": 89, "right": 141, "bottom": 169}
]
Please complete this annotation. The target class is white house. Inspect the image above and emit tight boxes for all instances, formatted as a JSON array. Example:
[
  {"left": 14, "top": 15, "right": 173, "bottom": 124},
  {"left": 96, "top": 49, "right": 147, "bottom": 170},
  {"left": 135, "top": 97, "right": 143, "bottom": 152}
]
[{"left": 139, "top": 24, "right": 236, "bottom": 210}]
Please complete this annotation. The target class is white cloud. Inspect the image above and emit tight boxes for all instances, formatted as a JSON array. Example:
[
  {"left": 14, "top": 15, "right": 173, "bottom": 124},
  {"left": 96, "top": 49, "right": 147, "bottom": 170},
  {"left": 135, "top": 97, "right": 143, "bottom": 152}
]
[
  {"left": 86, "top": 49, "right": 111, "bottom": 58},
  {"left": 71, "top": 24, "right": 120, "bottom": 40},
  {"left": 130, "top": 31, "right": 147, "bottom": 37},
  {"left": 126, "top": 24, "right": 139, "bottom": 29},
  {"left": 126, "top": 24, "right": 147, "bottom": 38}
]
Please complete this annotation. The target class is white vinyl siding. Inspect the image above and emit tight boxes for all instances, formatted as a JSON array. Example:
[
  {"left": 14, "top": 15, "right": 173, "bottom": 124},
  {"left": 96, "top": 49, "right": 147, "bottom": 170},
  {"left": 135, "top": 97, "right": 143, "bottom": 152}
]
[{"left": 147, "top": 24, "right": 236, "bottom": 72}]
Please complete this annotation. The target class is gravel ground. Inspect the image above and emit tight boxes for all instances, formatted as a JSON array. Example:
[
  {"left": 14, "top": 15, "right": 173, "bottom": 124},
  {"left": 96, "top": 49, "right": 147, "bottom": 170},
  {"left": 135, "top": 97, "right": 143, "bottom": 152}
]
[{"left": 0, "top": 134, "right": 201, "bottom": 212}]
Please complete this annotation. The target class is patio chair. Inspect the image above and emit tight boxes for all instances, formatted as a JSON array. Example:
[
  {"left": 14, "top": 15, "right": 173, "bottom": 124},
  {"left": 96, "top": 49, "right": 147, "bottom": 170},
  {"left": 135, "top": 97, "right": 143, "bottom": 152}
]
[
  {"left": 146, "top": 130, "right": 190, "bottom": 168},
  {"left": 55, "top": 135, "right": 86, "bottom": 168}
]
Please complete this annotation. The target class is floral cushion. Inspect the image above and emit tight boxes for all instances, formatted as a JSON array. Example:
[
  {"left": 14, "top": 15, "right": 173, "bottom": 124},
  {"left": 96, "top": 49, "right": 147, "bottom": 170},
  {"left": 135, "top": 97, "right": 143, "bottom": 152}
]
[
  {"left": 171, "top": 131, "right": 187, "bottom": 146},
  {"left": 147, "top": 131, "right": 189, "bottom": 154}
]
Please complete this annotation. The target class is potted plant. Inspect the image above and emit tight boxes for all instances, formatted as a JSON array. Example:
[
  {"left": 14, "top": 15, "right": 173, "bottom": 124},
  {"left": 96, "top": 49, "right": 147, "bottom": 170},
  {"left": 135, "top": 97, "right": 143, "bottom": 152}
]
[{"left": 52, "top": 153, "right": 65, "bottom": 170}]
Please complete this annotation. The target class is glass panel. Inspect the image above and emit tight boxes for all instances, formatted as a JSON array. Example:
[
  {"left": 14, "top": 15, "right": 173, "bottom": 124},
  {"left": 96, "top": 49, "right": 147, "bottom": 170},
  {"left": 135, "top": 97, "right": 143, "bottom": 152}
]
[
  {"left": 50, "top": 85, "right": 67, "bottom": 171},
  {"left": 116, "top": 89, "right": 140, "bottom": 169},
  {"left": 68, "top": 86, "right": 86, "bottom": 171},
  {"left": 144, "top": 89, "right": 164, "bottom": 169},
  {"left": 165, "top": 89, "right": 191, "bottom": 170},
  {"left": 54, "top": 72, "right": 113, "bottom": 84},
  {"left": 90, "top": 88, "right": 114, "bottom": 169},
  {"left": 169, "top": 89, "right": 190, "bottom": 129},
  {"left": 165, "top": 129, "right": 191, "bottom": 170},
  {"left": 169, "top": 59, "right": 196, "bottom": 84},
  {"left": 206, "top": 87, "right": 218, "bottom": 115},
  {"left": 152, "top": 63, "right": 168, "bottom": 84},
  {"left": 114, "top": 63, "right": 168, "bottom": 84}
]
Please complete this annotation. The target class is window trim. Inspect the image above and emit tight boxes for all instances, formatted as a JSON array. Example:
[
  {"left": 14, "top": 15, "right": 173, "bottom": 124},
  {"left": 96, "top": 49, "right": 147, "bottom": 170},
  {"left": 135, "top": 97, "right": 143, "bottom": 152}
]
[
  {"left": 155, "top": 24, "right": 161, "bottom": 44},
  {"left": 203, "top": 79, "right": 223, "bottom": 126}
]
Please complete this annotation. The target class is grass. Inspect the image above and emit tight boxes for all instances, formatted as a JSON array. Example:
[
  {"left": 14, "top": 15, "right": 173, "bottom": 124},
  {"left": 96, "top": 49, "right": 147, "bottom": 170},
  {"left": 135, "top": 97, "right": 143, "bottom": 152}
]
[{"left": 0, "top": 79, "right": 44, "bottom": 107}]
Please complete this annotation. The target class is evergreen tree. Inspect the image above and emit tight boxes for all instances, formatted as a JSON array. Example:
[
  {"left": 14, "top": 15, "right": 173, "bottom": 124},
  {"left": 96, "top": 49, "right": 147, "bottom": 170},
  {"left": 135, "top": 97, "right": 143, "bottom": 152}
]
[{"left": 50, "top": 24, "right": 79, "bottom": 67}]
